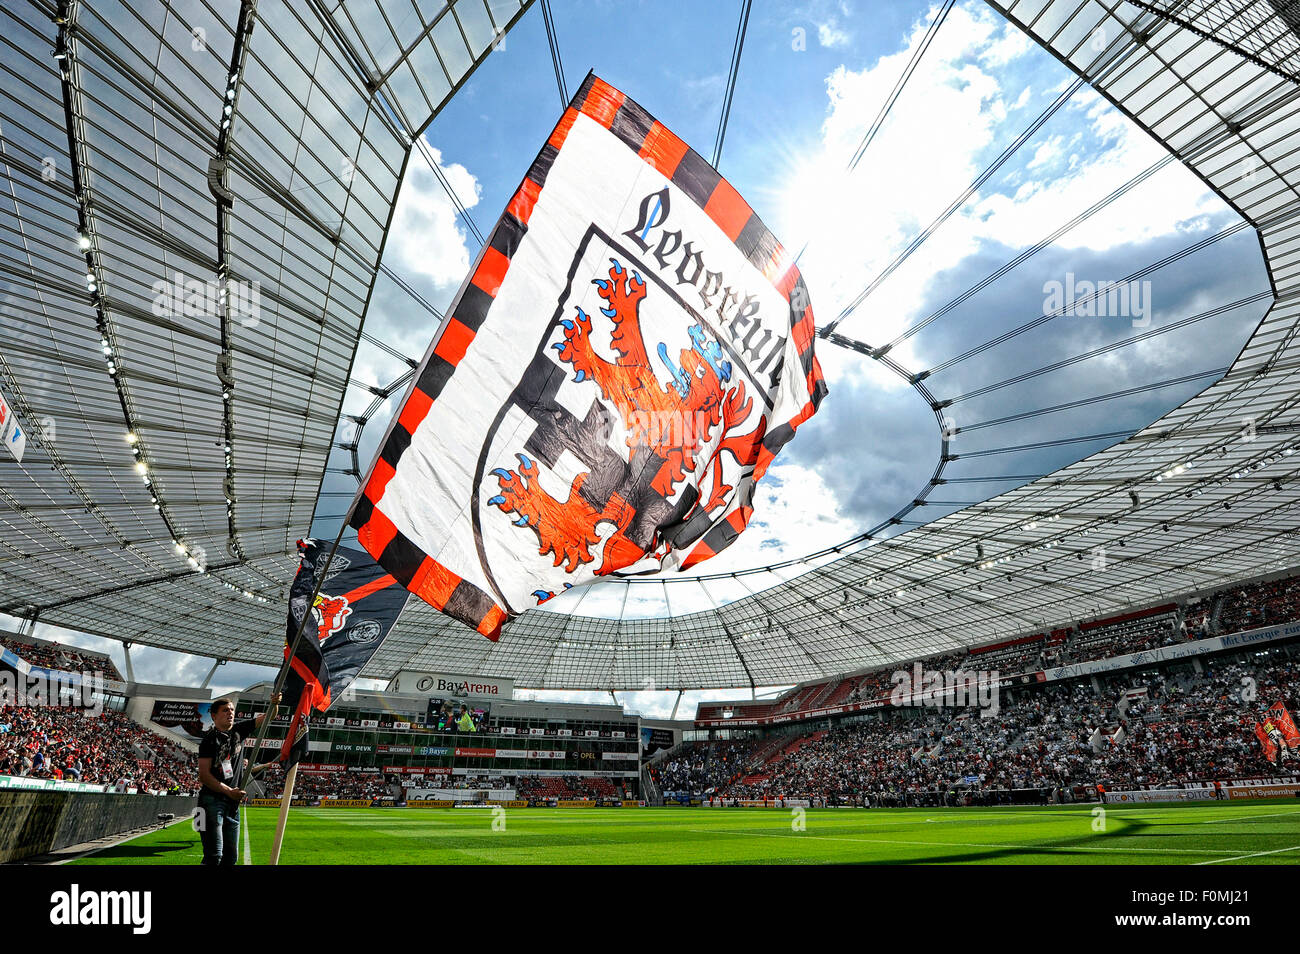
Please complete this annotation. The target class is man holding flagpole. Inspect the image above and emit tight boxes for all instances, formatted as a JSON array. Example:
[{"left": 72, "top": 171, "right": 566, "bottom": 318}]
[{"left": 196, "top": 694, "right": 280, "bottom": 866}]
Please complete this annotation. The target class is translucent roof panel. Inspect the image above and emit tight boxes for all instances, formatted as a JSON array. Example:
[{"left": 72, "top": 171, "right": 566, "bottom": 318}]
[{"left": 0, "top": 0, "right": 534, "bottom": 655}]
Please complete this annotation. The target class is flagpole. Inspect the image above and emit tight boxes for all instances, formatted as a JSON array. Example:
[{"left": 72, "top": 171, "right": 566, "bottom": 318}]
[
  {"left": 232, "top": 336, "right": 412, "bottom": 856},
  {"left": 231, "top": 347, "right": 404, "bottom": 853},
  {"left": 232, "top": 519, "right": 350, "bottom": 797},
  {"left": 233, "top": 77, "right": 517, "bottom": 856},
  {"left": 268, "top": 763, "right": 298, "bottom": 865}
]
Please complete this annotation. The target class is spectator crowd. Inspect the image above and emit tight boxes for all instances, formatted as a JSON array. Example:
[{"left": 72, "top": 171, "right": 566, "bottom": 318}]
[
  {"left": 0, "top": 704, "right": 196, "bottom": 793},
  {"left": 693, "top": 650, "right": 1297, "bottom": 804}
]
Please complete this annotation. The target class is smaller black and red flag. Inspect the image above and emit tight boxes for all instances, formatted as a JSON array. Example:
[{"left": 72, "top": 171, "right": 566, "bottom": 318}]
[{"left": 281, "top": 539, "right": 410, "bottom": 760}]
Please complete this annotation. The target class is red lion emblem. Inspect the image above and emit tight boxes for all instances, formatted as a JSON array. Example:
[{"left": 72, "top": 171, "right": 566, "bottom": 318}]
[
  {"left": 487, "top": 259, "right": 765, "bottom": 589},
  {"left": 312, "top": 593, "right": 351, "bottom": 644}
]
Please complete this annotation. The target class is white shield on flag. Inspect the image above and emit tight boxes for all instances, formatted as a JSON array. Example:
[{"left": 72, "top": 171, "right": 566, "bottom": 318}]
[{"left": 471, "top": 223, "right": 775, "bottom": 610}]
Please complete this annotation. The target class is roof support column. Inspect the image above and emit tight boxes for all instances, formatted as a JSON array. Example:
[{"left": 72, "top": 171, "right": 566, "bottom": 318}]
[
  {"left": 120, "top": 640, "right": 135, "bottom": 684},
  {"left": 201, "top": 658, "right": 226, "bottom": 690}
]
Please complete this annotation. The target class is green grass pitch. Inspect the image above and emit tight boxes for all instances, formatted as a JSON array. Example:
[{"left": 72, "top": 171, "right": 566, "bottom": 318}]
[{"left": 68, "top": 800, "right": 1300, "bottom": 865}]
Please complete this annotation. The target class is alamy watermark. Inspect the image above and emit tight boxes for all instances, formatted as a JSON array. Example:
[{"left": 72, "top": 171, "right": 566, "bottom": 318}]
[
  {"left": 1043, "top": 273, "right": 1152, "bottom": 328},
  {"left": 890, "top": 663, "right": 1001, "bottom": 717},
  {"left": 0, "top": 669, "right": 105, "bottom": 716},
  {"left": 152, "top": 270, "right": 261, "bottom": 328},
  {"left": 49, "top": 884, "right": 151, "bottom": 934}
]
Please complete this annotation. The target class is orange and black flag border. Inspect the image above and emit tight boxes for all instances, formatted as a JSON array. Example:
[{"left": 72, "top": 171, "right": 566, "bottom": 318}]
[{"left": 349, "top": 72, "right": 826, "bottom": 641}]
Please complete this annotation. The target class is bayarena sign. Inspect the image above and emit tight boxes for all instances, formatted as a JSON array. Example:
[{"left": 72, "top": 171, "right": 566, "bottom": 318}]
[{"left": 386, "top": 671, "right": 514, "bottom": 700}]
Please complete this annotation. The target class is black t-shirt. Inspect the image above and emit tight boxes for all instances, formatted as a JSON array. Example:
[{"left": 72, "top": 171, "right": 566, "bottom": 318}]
[{"left": 198, "top": 718, "right": 257, "bottom": 791}]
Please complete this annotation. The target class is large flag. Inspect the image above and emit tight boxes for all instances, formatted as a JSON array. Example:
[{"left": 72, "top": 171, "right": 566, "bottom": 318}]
[
  {"left": 283, "top": 539, "right": 410, "bottom": 720},
  {"left": 350, "top": 73, "right": 827, "bottom": 640}
]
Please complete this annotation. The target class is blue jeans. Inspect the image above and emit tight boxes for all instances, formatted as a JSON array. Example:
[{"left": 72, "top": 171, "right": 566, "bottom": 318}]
[{"left": 197, "top": 790, "right": 241, "bottom": 866}]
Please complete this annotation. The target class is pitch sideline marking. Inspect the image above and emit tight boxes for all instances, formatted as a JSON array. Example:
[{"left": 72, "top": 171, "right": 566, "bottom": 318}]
[
  {"left": 1194, "top": 843, "right": 1300, "bottom": 865},
  {"left": 1198, "top": 808, "right": 1300, "bottom": 824}
]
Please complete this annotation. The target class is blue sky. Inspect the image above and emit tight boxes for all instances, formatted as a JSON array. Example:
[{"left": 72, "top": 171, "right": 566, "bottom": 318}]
[{"left": 15, "top": 0, "right": 1272, "bottom": 714}]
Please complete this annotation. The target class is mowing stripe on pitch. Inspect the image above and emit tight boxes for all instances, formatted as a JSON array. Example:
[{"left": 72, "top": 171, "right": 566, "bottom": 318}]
[{"left": 686, "top": 828, "right": 1244, "bottom": 858}]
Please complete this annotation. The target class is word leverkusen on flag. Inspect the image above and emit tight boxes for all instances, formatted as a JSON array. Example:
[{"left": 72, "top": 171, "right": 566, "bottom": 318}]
[
  {"left": 281, "top": 540, "right": 410, "bottom": 759},
  {"left": 350, "top": 74, "right": 827, "bottom": 641}
]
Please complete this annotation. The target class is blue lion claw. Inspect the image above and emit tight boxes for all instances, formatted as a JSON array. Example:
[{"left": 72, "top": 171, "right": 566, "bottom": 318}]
[
  {"left": 594, "top": 279, "right": 609, "bottom": 291},
  {"left": 516, "top": 453, "right": 534, "bottom": 469},
  {"left": 533, "top": 590, "right": 554, "bottom": 603},
  {"left": 574, "top": 370, "right": 586, "bottom": 382},
  {"left": 490, "top": 468, "right": 511, "bottom": 480},
  {"left": 513, "top": 516, "right": 530, "bottom": 527},
  {"left": 609, "top": 258, "right": 623, "bottom": 275},
  {"left": 632, "top": 270, "right": 643, "bottom": 285},
  {"left": 487, "top": 495, "right": 506, "bottom": 507},
  {"left": 601, "top": 306, "right": 617, "bottom": 318},
  {"left": 560, "top": 318, "right": 574, "bottom": 331},
  {"left": 552, "top": 342, "right": 565, "bottom": 351},
  {"left": 657, "top": 341, "right": 690, "bottom": 397}
]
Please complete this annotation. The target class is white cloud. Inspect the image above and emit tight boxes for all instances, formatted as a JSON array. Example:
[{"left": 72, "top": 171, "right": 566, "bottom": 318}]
[
  {"left": 970, "top": 91, "right": 1222, "bottom": 252},
  {"left": 723, "top": 0, "right": 1233, "bottom": 577},
  {"left": 817, "top": 20, "right": 852, "bottom": 48},
  {"left": 978, "top": 18, "right": 1032, "bottom": 67},
  {"left": 533, "top": 461, "right": 861, "bottom": 619},
  {"left": 385, "top": 141, "right": 480, "bottom": 291},
  {"left": 1026, "top": 134, "right": 1063, "bottom": 170},
  {"left": 776, "top": 3, "right": 1018, "bottom": 374},
  {"left": 774, "top": 1, "right": 1224, "bottom": 371},
  {"left": 693, "top": 462, "right": 860, "bottom": 574}
]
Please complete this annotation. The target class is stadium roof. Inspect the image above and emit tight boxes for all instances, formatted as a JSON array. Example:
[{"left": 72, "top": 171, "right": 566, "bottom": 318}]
[
  {"left": 0, "top": 0, "right": 530, "bottom": 657},
  {"left": 3, "top": 0, "right": 1300, "bottom": 689}
]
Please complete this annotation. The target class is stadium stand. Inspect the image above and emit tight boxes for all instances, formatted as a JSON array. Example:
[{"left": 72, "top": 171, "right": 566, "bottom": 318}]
[
  {"left": 699, "top": 571, "right": 1300, "bottom": 729},
  {"left": 3, "top": 569, "right": 1300, "bottom": 806},
  {"left": 1067, "top": 605, "right": 1181, "bottom": 664},
  {"left": 1215, "top": 576, "right": 1300, "bottom": 636},
  {"left": 0, "top": 633, "right": 124, "bottom": 682},
  {"left": 701, "top": 651, "right": 1297, "bottom": 804},
  {"left": 650, "top": 739, "right": 760, "bottom": 796},
  {"left": 0, "top": 705, "right": 195, "bottom": 793},
  {"left": 516, "top": 775, "right": 623, "bottom": 800},
  {"left": 267, "top": 769, "right": 389, "bottom": 800},
  {"left": 661, "top": 570, "right": 1300, "bottom": 803}
]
